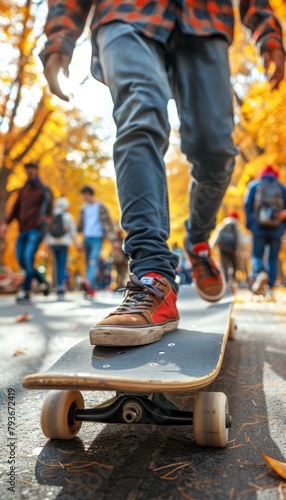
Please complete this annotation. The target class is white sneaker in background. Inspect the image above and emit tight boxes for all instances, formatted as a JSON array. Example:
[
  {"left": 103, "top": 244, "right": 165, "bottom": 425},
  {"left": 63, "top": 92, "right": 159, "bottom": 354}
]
[{"left": 251, "top": 271, "right": 269, "bottom": 295}]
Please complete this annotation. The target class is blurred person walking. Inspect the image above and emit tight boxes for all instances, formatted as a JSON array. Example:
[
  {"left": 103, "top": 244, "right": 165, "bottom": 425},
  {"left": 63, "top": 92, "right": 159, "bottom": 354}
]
[
  {"left": 47, "top": 197, "right": 80, "bottom": 299},
  {"left": 78, "top": 186, "right": 115, "bottom": 296},
  {"left": 211, "top": 211, "right": 246, "bottom": 285},
  {"left": 0, "top": 162, "right": 53, "bottom": 302},
  {"left": 245, "top": 165, "right": 286, "bottom": 294}
]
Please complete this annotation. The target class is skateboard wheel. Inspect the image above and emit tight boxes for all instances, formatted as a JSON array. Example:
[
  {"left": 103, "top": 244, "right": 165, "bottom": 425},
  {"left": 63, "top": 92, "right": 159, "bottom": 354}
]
[
  {"left": 40, "top": 390, "right": 84, "bottom": 440},
  {"left": 193, "top": 392, "right": 229, "bottom": 448}
]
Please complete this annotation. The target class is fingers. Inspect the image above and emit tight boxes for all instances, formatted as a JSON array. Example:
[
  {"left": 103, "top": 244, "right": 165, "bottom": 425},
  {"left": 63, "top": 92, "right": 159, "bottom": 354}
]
[
  {"left": 44, "top": 53, "right": 71, "bottom": 101},
  {"left": 263, "top": 49, "right": 285, "bottom": 90}
]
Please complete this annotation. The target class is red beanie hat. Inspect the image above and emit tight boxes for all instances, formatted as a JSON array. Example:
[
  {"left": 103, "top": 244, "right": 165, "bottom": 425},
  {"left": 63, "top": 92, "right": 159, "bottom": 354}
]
[
  {"left": 258, "top": 165, "right": 279, "bottom": 178},
  {"left": 228, "top": 210, "right": 239, "bottom": 219}
]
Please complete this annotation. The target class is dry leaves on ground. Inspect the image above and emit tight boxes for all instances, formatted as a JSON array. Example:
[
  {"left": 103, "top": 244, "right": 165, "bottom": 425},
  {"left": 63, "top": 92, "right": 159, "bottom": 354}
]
[
  {"left": 16, "top": 312, "right": 33, "bottom": 322},
  {"left": 261, "top": 451, "right": 286, "bottom": 480}
]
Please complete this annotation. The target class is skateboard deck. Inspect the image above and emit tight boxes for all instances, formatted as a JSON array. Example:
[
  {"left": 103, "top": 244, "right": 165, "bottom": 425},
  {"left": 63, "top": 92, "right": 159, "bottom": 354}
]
[
  {"left": 23, "top": 286, "right": 234, "bottom": 447},
  {"left": 23, "top": 286, "right": 233, "bottom": 393}
]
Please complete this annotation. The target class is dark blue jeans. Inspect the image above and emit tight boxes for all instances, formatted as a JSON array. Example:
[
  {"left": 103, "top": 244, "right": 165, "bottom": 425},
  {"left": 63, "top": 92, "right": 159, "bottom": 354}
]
[
  {"left": 96, "top": 23, "right": 237, "bottom": 290},
  {"left": 51, "top": 245, "right": 68, "bottom": 292},
  {"left": 16, "top": 228, "right": 45, "bottom": 291},
  {"left": 252, "top": 236, "right": 281, "bottom": 287},
  {"left": 84, "top": 237, "right": 103, "bottom": 289}
]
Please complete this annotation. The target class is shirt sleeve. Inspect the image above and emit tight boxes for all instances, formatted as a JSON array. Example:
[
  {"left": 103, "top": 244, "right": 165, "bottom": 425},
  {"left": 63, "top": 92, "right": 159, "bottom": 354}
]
[
  {"left": 5, "top": 191, "right": 21, "bottom": 225},
  {"left": 41, "top": 186, "right": 54, "bottom": 217},
  {"left": 39, "top": 0, "right": 93, "bottom": 66},
  {"left": 99, "top": 204, "right": 115, "bottom": 241},
  {"left": 239, "top": 0, "right": 285, "bottom": 54}
]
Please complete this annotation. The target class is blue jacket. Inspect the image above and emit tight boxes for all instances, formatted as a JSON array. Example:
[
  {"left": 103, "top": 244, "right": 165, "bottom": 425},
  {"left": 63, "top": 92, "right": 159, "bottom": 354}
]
[{"left": 244, "top": 174, "right": 286, "bottom": 239}]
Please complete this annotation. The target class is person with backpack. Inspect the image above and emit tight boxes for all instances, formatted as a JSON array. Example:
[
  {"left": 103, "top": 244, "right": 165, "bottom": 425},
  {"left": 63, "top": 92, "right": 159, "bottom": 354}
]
[
  {"left": 210, "top": 211, "right": 245, "bottom": 284},
  {"left": 46, "top": 197, "right": 80, "bottom": 299},
  {"left": 77, "top": 186, "right": 115, "bottom": 297},
  {"left": 245, "top": 165, "right": 286, "bottom": 294},
  {"left": 0, "top": 162, "right": 53, "bottom": 302}
]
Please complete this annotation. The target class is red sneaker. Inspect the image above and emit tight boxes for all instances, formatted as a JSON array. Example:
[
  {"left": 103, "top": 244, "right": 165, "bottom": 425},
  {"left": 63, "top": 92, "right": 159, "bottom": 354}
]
[
  {"left": 89, "top": 273, "right": 179, "bottom": 346},
  {"left": 82, "top": 279, "right": 96, "bottom": 298},
  {"left": 186, "top": 241, "right": 226, "bottom": 302}
]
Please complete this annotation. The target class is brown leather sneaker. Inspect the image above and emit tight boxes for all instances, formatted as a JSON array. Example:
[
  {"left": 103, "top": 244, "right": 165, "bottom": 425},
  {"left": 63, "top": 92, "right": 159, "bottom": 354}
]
[
  {"left": 185, "top": 241, "right": 226, "bottom": 302},
  {"left": 89, "top": 273, "right": 179, "bottom": 346}
]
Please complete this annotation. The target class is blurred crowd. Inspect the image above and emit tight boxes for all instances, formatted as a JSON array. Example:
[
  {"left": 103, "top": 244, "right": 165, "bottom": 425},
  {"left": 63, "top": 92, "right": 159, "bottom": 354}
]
[
  {"left": 0, "top": 162, "right": 128, "bottom": 301},
  {"left": 0, "top": 162, "right": 286, "bottom": 301}
]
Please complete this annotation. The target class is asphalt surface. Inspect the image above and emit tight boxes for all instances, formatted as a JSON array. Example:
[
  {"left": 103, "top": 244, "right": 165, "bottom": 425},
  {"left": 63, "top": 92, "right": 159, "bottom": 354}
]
[{"left": 0, "top": 286, "right": 286, "bottom": 500}]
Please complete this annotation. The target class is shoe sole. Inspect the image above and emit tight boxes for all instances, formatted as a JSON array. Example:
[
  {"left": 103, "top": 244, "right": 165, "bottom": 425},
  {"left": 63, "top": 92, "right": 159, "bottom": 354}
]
[
  {"left": 89, "top": 318, "right": 180, "bottom": 347},
  {"left": 193, "top": 274, "right": 227, "bottom": 303}
]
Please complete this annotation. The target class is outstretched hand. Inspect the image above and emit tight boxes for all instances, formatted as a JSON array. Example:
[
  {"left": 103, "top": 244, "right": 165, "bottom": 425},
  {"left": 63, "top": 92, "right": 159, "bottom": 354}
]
[
  {"left": 263, "top": 48, "right": 285, "bottom": 90},
  {"left": 44, "top": 53, "right": 71, "bottom": 101}
]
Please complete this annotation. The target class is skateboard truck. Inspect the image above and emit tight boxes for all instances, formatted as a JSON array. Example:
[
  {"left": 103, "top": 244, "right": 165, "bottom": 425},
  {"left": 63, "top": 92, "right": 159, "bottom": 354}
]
[
  {"left": 38, "top": 388, "right": 231, "bottom": 447},
  {"left": 70, "top": 392, "right": 231, "bottom": 447},
  {"left": 73, "top": 392, "right": 197, "bottom": 425}
]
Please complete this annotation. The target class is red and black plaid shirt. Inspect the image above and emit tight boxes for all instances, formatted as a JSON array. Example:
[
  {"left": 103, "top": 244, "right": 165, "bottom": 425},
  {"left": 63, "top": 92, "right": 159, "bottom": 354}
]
[{"left": 40, "top": 0, "right": 284, "bottom": 66}]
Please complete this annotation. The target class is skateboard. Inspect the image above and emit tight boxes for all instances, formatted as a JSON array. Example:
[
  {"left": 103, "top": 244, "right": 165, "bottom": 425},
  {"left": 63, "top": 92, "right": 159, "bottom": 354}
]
[{"left": 23, "top": 286, "right": 234, "bottom": 448}]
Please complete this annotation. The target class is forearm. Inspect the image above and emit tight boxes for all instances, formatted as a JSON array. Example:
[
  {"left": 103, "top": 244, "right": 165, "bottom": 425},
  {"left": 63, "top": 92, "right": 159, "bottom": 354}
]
[
  {"left": 5, "top": 197, "right": 20, "bottom": 224},
  {"left": 240, "top": 0, "right": 284, "bottom": 54}
]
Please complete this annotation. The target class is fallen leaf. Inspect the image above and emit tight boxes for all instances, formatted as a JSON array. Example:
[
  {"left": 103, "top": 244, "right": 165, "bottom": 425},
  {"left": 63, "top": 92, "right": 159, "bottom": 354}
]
[
  {"left": 16, "top": 312, "right": 33, "bottom": 322},
  {"left": 261, "top": 451, "right": 286, "bottom": 479},
  {"left": 13, "top": 349, "right": 28, "bottom": 356}
]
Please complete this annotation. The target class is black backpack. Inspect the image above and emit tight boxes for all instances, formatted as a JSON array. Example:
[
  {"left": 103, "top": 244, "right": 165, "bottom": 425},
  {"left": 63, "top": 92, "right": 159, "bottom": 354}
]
[
  {"left": 218, "top": 223, "right": 237, "bottom": 255},
  {"left": 49, "top": 214, "right": 66, "bottom": 238},
  {"left": 254, "top": 178, "right": 283, "bottom": 228}
]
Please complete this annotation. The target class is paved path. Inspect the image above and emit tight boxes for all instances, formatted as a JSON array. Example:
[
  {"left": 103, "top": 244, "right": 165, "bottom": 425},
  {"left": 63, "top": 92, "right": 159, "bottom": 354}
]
[{"left": 0, "top": 287, "right": 285, "bottom": 500}]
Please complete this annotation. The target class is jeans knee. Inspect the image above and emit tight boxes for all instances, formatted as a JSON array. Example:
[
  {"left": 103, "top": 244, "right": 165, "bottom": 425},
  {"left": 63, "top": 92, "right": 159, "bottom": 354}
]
[
  {"left": 114, "top": 92, "right": 170, "bottom": 149},
  {"left": 181, "top": 125, "right": 237, "bottom": 176},
  {"left": 190, "top": 155, "right": 235, "bottom": 188}
]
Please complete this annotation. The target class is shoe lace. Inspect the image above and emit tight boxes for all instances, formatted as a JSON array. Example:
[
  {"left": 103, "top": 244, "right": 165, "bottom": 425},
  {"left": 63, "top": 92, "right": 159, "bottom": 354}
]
[
  {"left": 191, "top": 253, "right": 219, "bottom": 279},
  {"left": 114, "top": 274, "right": 167, "bottom": 315}
]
